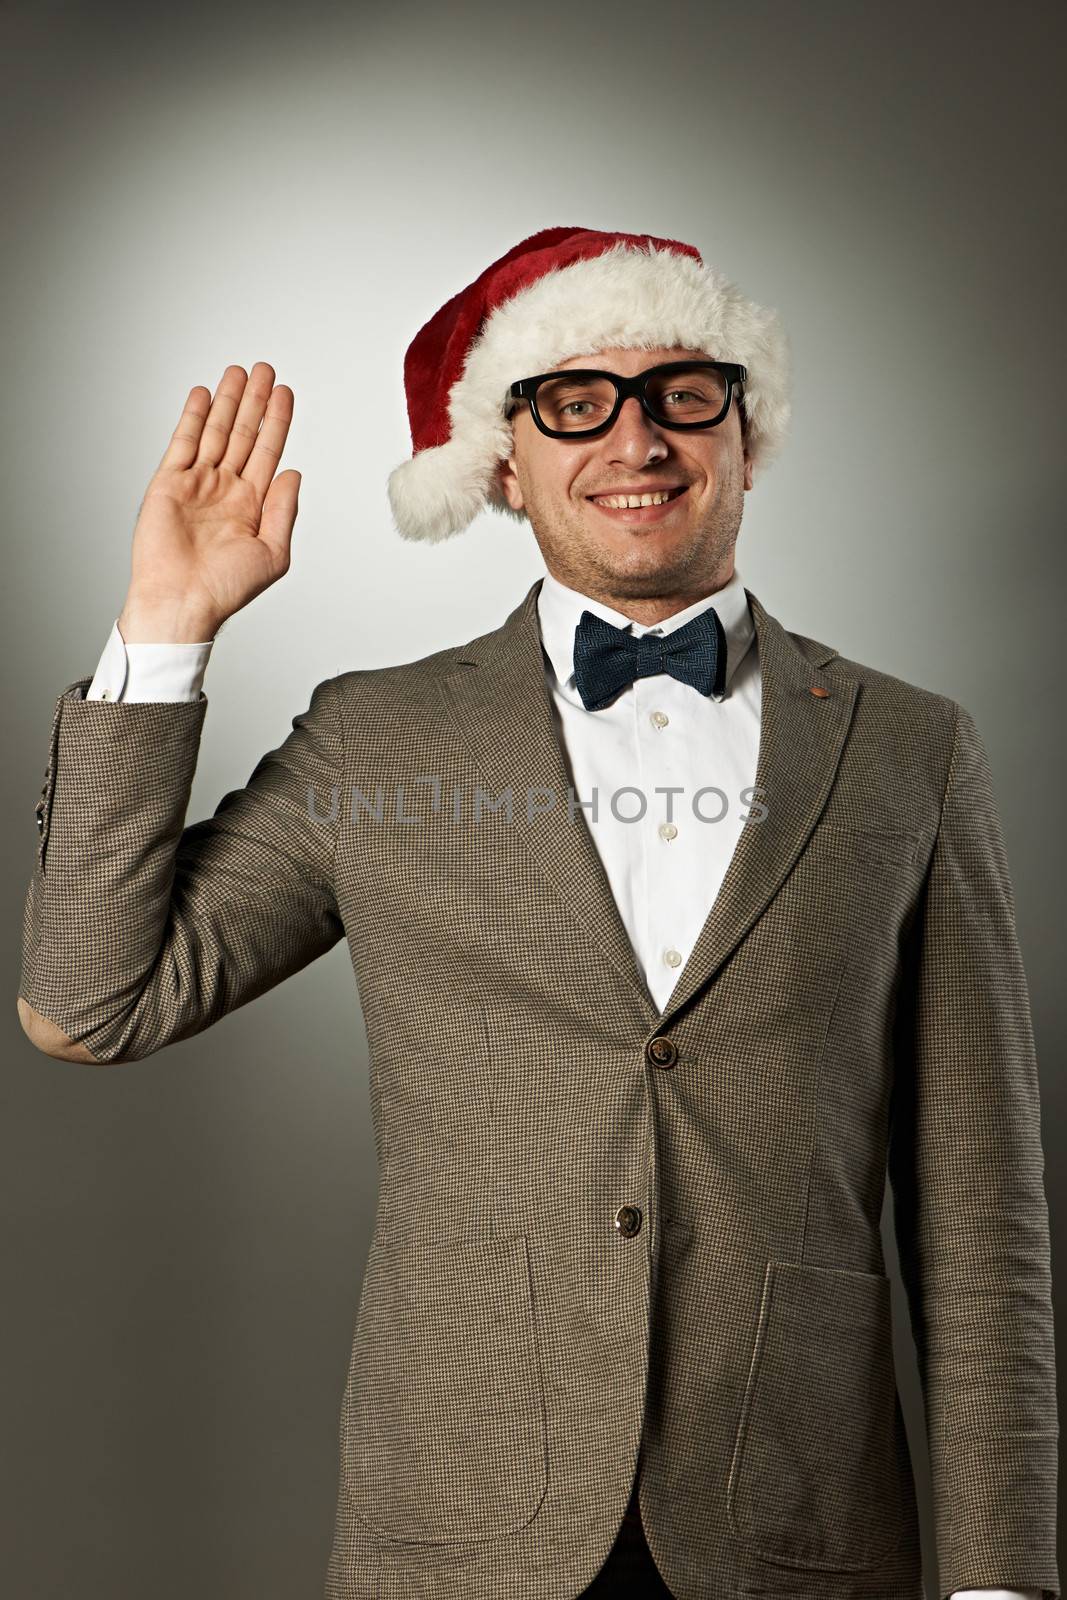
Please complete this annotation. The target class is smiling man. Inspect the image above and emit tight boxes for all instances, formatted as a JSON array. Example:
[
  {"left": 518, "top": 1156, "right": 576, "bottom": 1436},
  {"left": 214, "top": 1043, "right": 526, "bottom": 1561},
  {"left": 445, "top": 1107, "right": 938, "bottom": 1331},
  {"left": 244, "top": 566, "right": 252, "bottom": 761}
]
[
  {"left": 17, "top": 226, "right": 1058, "bottom": 1600},
  {"left": 499, "top": 344, "right": 751, "bottom": 621}
]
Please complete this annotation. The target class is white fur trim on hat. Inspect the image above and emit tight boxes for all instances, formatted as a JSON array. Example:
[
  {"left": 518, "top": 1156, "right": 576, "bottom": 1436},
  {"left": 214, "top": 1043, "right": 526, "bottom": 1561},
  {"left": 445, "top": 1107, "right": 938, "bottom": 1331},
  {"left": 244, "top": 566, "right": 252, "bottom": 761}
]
[{"left": 388, "top": 239, "right": 791, "bottom": 544}]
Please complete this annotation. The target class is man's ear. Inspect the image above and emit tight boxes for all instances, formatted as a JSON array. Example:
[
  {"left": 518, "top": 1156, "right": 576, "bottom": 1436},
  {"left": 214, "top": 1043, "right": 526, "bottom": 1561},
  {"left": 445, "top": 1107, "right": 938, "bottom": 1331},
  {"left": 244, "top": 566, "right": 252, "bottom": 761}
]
[
  {"left": 497, "top": 440, "right": 525, "bottom": 512},
  {"left": 743, "top": 450, "right": 754, "bottom": 491}
]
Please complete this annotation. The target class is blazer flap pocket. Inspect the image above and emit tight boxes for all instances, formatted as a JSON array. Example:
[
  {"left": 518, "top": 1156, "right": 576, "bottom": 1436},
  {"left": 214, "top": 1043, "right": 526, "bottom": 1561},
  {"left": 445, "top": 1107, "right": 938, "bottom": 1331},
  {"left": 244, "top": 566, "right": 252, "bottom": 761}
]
[{"left": 806, "top": 822, "right": 924, "bottom": 867}]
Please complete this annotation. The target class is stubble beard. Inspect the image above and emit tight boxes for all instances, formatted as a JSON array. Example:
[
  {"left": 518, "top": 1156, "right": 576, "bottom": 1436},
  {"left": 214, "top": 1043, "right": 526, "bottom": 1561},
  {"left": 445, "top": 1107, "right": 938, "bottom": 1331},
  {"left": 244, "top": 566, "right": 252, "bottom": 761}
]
[{"left": 526, "top": 452, "right": 747, "bottom": 604}]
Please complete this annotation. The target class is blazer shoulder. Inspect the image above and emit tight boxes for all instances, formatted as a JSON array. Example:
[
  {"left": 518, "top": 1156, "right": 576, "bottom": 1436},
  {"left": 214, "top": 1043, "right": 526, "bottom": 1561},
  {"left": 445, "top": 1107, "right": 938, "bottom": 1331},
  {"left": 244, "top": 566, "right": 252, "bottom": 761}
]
[
  {"left": 323, "top": 603, "right": 519, "bottom": 709},
  {"left": 317, "top": 637, "right": 480, "bottom": 718},
  {"left": 787, "top": 628, "right": 963, "bottom": 791},
  {"left": 752, "top": 590, "right": 960, "bottom": 737},
  {"left": 804, "top": 634, "right": 960, "bottom": 727}
]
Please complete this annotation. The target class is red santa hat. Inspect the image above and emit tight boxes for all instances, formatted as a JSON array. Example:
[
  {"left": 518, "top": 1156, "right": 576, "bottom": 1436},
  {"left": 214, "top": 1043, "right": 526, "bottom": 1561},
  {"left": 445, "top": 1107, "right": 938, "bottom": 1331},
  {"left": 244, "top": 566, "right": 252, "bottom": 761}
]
[{"left": 387, "top": 224, "right": 791, "bottom": 544}]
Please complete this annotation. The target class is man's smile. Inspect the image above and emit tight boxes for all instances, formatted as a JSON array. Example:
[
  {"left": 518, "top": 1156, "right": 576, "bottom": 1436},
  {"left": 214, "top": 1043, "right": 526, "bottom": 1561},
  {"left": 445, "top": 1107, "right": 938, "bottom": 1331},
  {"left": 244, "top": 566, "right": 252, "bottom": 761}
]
[{"left": 586, "top": 484, "right": 690, "bottom": 522}]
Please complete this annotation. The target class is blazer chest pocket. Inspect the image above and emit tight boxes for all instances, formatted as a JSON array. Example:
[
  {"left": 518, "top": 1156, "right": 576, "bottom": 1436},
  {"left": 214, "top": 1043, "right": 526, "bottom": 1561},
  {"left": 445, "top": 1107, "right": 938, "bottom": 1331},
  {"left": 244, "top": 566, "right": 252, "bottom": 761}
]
[
  {"left": 727, "top": 1260, "right": 909, "bottom": 1571},
  {"left": 803, "top": 822, "right": 924, "bottom": 872},
  {"left": 341, "top": 1230, "right": 548, "bottom": 1542}
]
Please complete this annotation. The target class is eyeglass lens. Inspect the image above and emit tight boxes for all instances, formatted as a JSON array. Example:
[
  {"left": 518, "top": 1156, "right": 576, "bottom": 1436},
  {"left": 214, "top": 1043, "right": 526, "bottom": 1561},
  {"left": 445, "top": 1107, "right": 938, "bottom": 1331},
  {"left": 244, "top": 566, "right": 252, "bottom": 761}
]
[{"left": 534, "top": 365, "right": 729, "bottom": 433}]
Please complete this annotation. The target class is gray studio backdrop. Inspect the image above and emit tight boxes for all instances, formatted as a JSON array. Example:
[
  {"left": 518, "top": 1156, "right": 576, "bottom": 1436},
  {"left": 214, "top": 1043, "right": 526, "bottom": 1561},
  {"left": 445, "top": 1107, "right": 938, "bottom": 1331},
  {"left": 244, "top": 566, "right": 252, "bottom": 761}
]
[{"left": 3, "top": 1, "right": 1063, "bottom": 1595}]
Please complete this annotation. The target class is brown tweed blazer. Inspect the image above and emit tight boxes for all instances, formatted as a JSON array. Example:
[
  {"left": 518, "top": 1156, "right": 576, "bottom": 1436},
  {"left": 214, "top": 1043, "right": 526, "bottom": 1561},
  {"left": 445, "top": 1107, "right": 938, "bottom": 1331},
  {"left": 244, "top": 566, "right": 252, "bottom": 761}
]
[{"left": 18, "top": 579, "right": 1059, "bottom": 1600}]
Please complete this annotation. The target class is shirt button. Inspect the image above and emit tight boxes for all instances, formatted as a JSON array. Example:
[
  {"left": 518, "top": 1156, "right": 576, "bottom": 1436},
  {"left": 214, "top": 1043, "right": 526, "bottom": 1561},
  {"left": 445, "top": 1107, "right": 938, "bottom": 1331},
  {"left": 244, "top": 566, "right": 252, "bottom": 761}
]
[
  {"left": 659, "top": 821, "right": 678, "bottom": 841},
  {"left": 664, "top": 948, "right": 682, "bottom": 969},
  {"left": 100, "top": 689, "right": 111, "bottom": 701},
  {"left": 614, "top": 1205, "right": 642, "bottom": 1237},
  {"left": 650, "top": 710, "right": 669, "bottom": 728}
]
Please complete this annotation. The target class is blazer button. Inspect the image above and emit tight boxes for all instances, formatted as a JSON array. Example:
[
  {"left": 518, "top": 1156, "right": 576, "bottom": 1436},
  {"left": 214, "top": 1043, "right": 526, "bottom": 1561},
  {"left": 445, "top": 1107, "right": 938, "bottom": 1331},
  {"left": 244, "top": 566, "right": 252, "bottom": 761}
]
[
  {"left": 34, "top": 800, "right": 45, "bottom": 834},
  {"left": 614, "top": 1205, "right": 642, "bottom": 1237},
  {"left": 646, "top": 1035, "right": 678, "bottom": 1069}
]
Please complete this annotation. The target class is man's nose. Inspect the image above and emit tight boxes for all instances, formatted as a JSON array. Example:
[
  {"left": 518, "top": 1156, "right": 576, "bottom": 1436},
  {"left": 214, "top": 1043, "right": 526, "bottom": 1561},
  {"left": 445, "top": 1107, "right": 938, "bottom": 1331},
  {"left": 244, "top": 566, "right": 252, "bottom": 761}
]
[{"left": 605, "top": 395, "right": 669, "bottom": 456}]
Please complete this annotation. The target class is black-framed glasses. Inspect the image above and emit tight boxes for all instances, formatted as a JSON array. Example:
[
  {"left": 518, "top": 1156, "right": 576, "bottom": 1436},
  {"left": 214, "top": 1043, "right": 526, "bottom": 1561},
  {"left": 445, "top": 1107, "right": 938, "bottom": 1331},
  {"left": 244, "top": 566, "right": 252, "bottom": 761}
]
[{"left": 507, "top": 360, "right": 747, "bottom": 439}]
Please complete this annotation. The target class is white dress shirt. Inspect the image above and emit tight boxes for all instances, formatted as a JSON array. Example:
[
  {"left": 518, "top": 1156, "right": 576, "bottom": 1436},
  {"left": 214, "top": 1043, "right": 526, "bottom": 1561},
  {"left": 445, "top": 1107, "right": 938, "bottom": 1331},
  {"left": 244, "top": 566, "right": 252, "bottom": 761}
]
[
  {"left": 80, "top": 584, "right": 1044, "bottom": 1600},
  {"left": 87, "top": 620, "right": 213, "bottom": 703},
  {"left": 535, "top": 565, "right": 760, "bottom": 1012}
]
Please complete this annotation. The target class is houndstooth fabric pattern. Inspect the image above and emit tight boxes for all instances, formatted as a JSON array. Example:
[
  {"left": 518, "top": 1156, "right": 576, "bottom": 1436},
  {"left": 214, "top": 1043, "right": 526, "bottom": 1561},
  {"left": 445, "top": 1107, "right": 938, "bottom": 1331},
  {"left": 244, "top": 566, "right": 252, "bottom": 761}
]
[{"left": 19, "top": 580, "right": 1059, "bottom": 1600}]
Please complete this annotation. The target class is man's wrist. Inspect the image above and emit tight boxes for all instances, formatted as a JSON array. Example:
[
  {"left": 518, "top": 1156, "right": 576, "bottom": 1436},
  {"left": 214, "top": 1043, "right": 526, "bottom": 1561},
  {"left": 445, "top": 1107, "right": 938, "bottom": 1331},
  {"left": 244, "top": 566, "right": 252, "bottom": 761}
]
[{"left": 117, "top": 596, "right": 222, "bottom": 644}]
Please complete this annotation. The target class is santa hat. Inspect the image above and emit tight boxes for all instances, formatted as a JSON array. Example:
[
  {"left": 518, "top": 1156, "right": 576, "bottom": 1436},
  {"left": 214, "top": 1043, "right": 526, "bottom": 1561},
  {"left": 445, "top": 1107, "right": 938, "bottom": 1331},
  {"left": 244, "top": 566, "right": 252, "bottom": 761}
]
[{"left": 387, "top": 224, "right": 791, "bottom": 545}]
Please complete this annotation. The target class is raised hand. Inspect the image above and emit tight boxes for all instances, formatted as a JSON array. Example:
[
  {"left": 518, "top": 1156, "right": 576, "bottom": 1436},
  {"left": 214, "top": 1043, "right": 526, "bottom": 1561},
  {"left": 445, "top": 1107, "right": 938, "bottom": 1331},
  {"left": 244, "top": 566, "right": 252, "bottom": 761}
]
[{"left": 117, "top": 363, "right": 301, "bottom": 642}]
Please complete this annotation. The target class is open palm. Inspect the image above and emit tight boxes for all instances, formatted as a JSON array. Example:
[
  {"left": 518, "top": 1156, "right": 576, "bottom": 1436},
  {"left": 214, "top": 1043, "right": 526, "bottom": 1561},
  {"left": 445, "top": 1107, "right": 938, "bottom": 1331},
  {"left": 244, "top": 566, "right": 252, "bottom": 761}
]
[{"left": 121, "top": 362, "right": 300, "bottom": 641}]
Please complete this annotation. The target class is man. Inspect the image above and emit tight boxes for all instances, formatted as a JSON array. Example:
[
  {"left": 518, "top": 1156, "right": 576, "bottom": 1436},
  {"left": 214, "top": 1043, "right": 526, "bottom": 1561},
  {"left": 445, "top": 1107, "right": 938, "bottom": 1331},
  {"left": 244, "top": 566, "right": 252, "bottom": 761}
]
[{"left": 17, "top": 226, "right": 1058, "bottom": 1600}]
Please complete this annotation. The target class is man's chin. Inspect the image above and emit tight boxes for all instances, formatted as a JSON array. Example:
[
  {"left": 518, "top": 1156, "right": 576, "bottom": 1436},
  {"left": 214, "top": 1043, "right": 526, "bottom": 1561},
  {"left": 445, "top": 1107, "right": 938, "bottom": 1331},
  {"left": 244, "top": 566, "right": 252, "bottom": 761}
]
[{"left": 589, "top": 517, "right": 695, "bottom": 565}]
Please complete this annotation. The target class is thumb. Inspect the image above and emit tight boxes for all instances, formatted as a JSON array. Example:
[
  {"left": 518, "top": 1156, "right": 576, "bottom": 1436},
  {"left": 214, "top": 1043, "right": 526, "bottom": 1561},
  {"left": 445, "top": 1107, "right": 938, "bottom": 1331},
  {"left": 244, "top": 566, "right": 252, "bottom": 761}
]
[{"left": 258, "top": 469, "right": 301, "bottom": 570}]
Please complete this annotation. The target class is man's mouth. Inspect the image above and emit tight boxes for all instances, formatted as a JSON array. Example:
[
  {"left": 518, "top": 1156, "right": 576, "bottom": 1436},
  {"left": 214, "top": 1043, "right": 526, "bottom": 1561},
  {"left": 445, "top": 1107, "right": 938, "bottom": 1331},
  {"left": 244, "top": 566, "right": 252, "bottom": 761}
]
[
  {"left": 585, "top": 484, "right": 689, "bottom": 522},
  {"left": 586, "top": 485, "right": 688, "bottom": 509}
]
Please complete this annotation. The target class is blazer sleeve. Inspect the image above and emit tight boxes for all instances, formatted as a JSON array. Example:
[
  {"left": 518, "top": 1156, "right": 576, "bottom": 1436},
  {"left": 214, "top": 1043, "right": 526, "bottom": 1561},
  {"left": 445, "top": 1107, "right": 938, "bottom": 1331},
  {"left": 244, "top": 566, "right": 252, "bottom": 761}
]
[
  {"left": 18, "top": 673, "right": 345, "bottom": 1064},
  {"left": 887, "top": 702, "right": 1059, "bottom": 1600}
]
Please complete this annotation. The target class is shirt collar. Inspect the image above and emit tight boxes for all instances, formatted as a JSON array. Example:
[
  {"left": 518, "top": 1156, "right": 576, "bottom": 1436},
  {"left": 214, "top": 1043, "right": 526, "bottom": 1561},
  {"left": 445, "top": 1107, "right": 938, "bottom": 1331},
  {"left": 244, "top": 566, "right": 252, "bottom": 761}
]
[{"left": 536, "top": 564, "right": 756, "bottom": 703}]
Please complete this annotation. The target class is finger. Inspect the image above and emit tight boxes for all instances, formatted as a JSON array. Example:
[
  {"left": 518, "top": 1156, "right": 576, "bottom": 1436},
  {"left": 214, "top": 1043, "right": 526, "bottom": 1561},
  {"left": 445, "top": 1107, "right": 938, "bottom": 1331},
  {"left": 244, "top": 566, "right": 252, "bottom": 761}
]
[
  {"left": 219, "top": 361, "right": 277, "bottom": 476},
  {"left": 157, "top": 386, "right": 211, "bottom": 472},
  {"left": 195, "top": 365, "right": 249, "bottom": 467},
  {"left": 256, "top": 469, "right": 301, "bottom": 572},
  {"left": 240, "top": 384, "right": 294, "bottom": 501}
]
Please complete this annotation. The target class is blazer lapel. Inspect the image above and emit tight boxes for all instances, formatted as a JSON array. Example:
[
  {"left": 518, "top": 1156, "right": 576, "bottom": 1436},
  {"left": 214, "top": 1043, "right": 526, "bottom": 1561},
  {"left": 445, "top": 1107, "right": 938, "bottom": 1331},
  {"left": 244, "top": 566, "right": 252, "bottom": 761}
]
[
  {"left": 658, "top": 588, "right": 859, "bottom": 1024},
  {"left": 437, "top": 578, "right": 859, "bottom": 1028},
  {"left": 438, "top": 580, "right": 657, "bottom": 1016}
]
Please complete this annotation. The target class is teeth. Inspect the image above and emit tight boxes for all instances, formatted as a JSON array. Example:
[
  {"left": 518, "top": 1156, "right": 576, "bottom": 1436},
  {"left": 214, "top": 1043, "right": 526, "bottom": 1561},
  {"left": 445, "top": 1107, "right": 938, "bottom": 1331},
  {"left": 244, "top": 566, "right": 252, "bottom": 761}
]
[{"left": 594, "top": 490, "right": 676, "bottom": 508}]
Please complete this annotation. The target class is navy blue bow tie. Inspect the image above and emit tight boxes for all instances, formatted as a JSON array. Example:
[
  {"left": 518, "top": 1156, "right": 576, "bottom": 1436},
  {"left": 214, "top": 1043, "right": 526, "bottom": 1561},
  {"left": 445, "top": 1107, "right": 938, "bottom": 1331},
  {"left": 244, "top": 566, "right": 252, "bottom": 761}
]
[{"left": 572, "top": 606, "right": 727, "bottom": 712}]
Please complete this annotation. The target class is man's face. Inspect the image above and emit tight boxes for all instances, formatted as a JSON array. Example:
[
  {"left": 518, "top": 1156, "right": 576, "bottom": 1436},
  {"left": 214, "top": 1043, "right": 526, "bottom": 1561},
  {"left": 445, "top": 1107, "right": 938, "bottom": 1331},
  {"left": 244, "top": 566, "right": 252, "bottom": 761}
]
[{"left": 497, "top": 345, "right": 753, "bottom": 608}]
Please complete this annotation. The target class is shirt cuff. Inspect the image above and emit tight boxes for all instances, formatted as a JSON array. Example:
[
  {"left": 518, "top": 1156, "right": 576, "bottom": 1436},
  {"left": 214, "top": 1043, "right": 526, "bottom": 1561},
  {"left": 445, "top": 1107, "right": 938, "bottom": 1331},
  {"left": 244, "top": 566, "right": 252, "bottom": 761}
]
[{"left": 86, "top": 620, "right": 213, "bottom": 703}]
